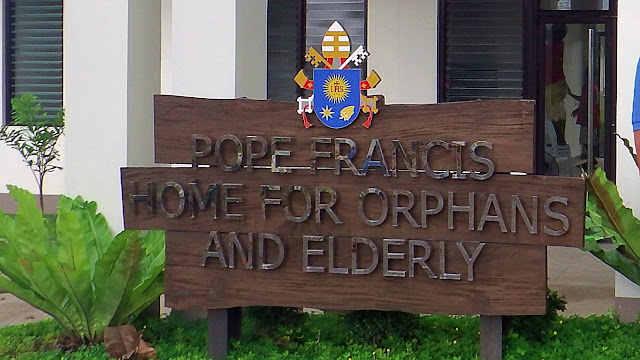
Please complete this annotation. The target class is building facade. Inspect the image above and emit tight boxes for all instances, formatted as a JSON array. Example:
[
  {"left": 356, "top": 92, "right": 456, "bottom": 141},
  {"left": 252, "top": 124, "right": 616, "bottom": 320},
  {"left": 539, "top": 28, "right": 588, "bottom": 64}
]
[{"left": 2, "top": 0, "right": 640, "bottom": 316}]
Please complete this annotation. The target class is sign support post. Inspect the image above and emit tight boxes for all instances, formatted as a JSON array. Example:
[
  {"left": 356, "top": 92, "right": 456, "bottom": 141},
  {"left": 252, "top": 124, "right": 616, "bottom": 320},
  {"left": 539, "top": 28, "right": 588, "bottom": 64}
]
[
  {"left": 207, "top": 307, "right": 242, "bottom": 359},
  {"left": 480, "top": 315, "right": 503, "bottom": 360},
  {"left": 207, "top": 309, "right": 228, "bottom": 360}
]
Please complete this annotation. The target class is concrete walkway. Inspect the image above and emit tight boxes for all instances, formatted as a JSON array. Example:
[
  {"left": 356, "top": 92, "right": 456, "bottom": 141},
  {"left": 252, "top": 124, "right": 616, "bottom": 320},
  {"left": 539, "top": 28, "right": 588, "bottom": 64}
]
[
  {"left": 0, "top": 293, "right": 49, "bottom": 327},
  {"left": 548, "top": 246, "right": 615, "bottom": 316},
  {"left": 0, "top": 247, "right": 618, "bottom": 328}
]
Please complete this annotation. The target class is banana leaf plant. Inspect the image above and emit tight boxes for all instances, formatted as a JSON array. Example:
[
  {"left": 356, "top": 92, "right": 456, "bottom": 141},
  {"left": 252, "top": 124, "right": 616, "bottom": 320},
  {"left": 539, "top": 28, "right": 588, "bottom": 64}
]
[
  {"left": 583, "top": 168, "right": 640, "bottom": 285},
  {"left": 0, "top": 186, "right": 165, "bottom": 343}
]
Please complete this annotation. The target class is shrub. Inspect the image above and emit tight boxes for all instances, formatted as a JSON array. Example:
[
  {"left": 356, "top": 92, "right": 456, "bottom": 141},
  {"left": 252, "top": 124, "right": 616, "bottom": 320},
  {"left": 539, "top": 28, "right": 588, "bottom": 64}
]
[
  {"left": 343, "top": 310, "right": 420, "bottom": 346},
  {"left": 243, "top": 306, "right": 307, "bottom": 339},
  {"left": 0, "top": 94, "right": 64, "bottom": 210},
  {"left": 0, "top": 186, "right": 165, "bottom": 344},
  {"left": 509, "top": 289, "right": 567, "bottom": 341}
]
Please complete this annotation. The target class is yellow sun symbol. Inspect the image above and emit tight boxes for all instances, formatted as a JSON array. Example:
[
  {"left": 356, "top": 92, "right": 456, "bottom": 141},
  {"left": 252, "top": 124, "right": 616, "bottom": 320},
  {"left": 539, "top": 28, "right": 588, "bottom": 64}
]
[{"left": 323, "top": 74, "right": 350, "bottom": 103}]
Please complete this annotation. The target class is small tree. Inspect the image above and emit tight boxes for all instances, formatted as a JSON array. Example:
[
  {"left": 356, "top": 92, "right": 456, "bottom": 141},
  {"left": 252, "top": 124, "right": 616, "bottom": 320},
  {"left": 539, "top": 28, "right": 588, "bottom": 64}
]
[{"left": 0, "top": 94, "right": 64, "bottom": 210}]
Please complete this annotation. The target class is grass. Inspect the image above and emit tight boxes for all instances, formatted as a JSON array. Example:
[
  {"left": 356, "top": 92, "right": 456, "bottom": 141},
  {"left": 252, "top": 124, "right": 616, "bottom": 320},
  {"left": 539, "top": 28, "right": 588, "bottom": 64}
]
[{"left": 1, "top": 311, "right": 640, "bottom": 359}]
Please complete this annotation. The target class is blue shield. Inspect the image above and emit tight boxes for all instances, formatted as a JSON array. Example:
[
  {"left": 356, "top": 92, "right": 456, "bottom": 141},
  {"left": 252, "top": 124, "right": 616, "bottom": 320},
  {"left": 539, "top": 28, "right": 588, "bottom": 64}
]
[{"left": 313, "top": 69, "right": 361, "bottom": 129}]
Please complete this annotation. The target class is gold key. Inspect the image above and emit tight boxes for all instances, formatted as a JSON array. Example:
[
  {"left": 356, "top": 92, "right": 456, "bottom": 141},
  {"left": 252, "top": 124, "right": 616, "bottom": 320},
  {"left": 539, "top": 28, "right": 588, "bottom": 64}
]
[{"left": 305, "top": 47, "right": 334, "bottom": 69}]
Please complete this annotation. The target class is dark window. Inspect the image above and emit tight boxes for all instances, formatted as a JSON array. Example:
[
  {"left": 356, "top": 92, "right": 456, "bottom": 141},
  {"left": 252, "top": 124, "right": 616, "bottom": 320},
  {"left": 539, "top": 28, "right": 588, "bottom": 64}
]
[
  {"left": 5, "top": 0, "right": 63, "bottom": 123},
  {"left": 305, "top": 0, "right": 366, "bottom": 52},
  {"left": 267, "top": 0, "right": 304, "bottom": 101},
  {"left": 441, "top": 0, "right": 524, "bottom": 102}
]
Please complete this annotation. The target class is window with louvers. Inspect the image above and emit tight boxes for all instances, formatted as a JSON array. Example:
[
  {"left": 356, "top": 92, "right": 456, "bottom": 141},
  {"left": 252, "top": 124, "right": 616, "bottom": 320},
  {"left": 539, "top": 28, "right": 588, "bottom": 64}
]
[
  {"left": 305, "top": 0, "right": 365, "bottom": 52},
  {"left": 443, "top": 0, "right": 523, "bottom": 102},
  {"left": 267, "top": 0, "right": 303, "bottom": 101},
  {"left": 5, "top": 0, "right": 63, "bottom": 123}
]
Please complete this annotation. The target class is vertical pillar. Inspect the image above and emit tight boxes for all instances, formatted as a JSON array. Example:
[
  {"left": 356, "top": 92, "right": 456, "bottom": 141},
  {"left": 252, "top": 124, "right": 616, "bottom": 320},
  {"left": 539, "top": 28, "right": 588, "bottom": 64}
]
[
  {"left": 208, "top": 309, "right": 228, "bottom": 360},
  {"left": 367, "top": 0, "right": 437, "bottom": 104},
  {"left": 166, "top": 0, "right": 266, "bottom": 100},
  {"left": 480, "top": 315, "right": 502, "bottom": 360},
  {"left": 64, "top": 0, "right": 160, "bottom": 229}
]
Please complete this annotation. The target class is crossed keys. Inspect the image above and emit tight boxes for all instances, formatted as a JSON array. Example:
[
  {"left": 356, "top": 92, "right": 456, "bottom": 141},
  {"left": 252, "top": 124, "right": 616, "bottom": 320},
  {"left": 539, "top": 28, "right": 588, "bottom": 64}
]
[
  {"left": 294, "top": 44, "right": 382, "bottom": 128},
  {"left": 305, "top": 45, "right": 369, "bottom": 70}
]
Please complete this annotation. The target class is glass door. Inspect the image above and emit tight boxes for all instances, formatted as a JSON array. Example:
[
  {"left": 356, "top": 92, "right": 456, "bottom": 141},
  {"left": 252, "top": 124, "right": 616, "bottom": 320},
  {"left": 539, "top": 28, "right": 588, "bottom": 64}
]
[{"left": 541, "top": 21, "right": 609, "bottom": 176}]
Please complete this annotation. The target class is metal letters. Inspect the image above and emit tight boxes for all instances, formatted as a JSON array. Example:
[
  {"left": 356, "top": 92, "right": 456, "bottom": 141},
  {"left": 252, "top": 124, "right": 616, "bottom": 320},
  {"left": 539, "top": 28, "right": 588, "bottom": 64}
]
[
  {"left": 129, "top": 181, "right": 156, "bottom": 216},
  {"left": 283, "top": 186, "right": 312, "bottom": 223},
  {"left": 408, "top": 240, "right": 437, "bottom": 278},
  {"left": 246, "top": 136, "right": 268, "bottom": 172},
  {"left": 392, "top": 190, "right": 419, "bottom": 228},
  {"left": 311, "top": 137, "right": 332, "bottom": 174},
  {"left": 544, "top": 196, "right": 570, "bottom": 236},
  {"left": 352, "top": 237, "right": 379, "bottom": 275},
  {"left": 221, "top": 184, "right": 245, "bottom": 221},
  {"left": 477, "top": 194, "right": 507, "bottom": 233},
  {"left": 258, "top": 233, "right": 285, "bottom": 270},
  {"left": 191, "top": 134, "right": 213, "bottom": 168},
  {"left": 303, "top": 235, "right": 325, "bottom": 273},
  {"left": 358, "top": 188, "right": 388, "bottom": 226},
  {"left": 334, "top": 138, "right": 361, "bottom": 176},
  {"left": 448, "top": 191, "right": 475, "bottom": 231},
  {"left": 361, "top": 139, "right": 390, "bottom": 176},
  {"left": 215, "top": 134, "right": 243, "bottom": 172},
  {"left": 382, "top": 239, "right": 406, "bottom": 278},
  {"left": 158, "top": 182, "right": 186, "bottom": 219},
  {"left": 271, "top": 137, "right": 292, "bottom": 173},
  {"left": 201, "top": 231, "right": 228, "bottom": 267},
  {"left": 315, "top": 187, "right": 342, "bottom": 224}
]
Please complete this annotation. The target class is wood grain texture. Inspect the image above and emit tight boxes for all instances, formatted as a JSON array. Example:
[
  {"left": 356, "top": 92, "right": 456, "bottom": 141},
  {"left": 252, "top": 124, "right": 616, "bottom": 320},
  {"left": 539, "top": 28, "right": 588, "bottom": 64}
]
[
  {"left": 165, "top": 231, "right": 547, "bottom": 315},
  {"left": 153, "top": 95, "right": 535, "bottom": 174},
  {"left": 121, "top": 167, "right": 585, "bottom": 247}
]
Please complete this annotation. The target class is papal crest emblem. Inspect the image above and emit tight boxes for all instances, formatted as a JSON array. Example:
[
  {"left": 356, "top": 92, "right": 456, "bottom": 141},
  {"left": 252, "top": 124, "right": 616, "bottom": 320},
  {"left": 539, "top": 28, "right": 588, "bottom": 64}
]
[{"left": 294, "top": 21, "right": 382, "bottom": 129}]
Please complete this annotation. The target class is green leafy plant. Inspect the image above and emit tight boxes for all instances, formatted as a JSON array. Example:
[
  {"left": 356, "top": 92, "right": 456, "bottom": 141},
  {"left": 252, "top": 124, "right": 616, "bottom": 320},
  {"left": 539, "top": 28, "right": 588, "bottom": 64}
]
[
  {"left": 7, "top": 312, "right": 640, "bottom": 359},
  {"left": 0, "top": 186, "right": 165, "bottom": 344},
  {"left": 508, "top": 289, "right": 567, "bottom": 341},
  {"left": 0, "top": 94, "right": 64, "bottom": 210},
  {"left": 243, "top": 306, "right": 307, "bottom": 340},
  {"left": 582, "top": 167, "right": 640, "bottom": 285},
  {"left": 343, "top": 310, "right": 420, "bottom": 346}
]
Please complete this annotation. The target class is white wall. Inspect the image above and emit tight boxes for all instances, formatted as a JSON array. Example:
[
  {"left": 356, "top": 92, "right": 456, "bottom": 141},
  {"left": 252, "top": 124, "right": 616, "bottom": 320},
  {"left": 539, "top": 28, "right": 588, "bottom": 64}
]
[
  {"left": 615, "top": 0, "right": 640, "bottom": 298},
  {"left": 164, "top": 0, "right": 267, "bottom": 99},
  {"left": 64, "top": 0, "right": 129, "bottom": 228},
  {"left": 64, "top": 0, "right": 160, "bottom": 230},
  {"left": 235, "top": 0, "right": 267, "bottom": 99},
  {"left": 0, "top": 144, "right": 64, "bottom": 195},
  {"left": 368, "top": 0, "right": 438, "bottom": 104},
  {"left": 127, "top": 1, "right": 161, "bottom": 167}
]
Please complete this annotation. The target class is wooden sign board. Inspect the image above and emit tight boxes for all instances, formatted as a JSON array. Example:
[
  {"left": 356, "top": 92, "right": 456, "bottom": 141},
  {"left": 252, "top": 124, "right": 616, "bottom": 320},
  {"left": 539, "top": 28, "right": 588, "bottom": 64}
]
[
  {"left": 122, "top": 168, "right": 584, "bottom": 247},
  {"left": 153, "top": 96, "right": 535, "bottom": 174},
  {"left": 121, "top": 95, "right": 585, "bottom": 317},
  {"left": 165, "top": 231, "right": 546, "bottom": 315}
]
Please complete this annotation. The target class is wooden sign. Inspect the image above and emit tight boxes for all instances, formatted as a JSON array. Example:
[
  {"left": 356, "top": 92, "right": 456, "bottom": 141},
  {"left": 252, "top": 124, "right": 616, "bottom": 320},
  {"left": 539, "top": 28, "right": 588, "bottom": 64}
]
[
  {"left": 153, "top": 95, "right": 535, "bottom": 174},
  {"left": 122, "top": 168, "right": 584, "bottom": 247},
  {"left": 120, "top": 95, "right": 585, "bottom": 318},
  {"left": 165, "top": 231, "right": 546, "bottom": 315}
]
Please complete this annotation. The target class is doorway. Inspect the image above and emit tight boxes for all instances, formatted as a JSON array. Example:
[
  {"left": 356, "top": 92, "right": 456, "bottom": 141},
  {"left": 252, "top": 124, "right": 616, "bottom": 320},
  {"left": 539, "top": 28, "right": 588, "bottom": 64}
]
[{"left": 532, "top": 3, "right": 616, "bottom": 177}]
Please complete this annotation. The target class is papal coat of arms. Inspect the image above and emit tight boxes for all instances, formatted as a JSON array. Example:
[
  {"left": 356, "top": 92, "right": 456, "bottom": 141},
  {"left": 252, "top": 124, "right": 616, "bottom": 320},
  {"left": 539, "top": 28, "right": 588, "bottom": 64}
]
[{"left": 294, "top": 21, "right": 382, "bottom": 129}]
